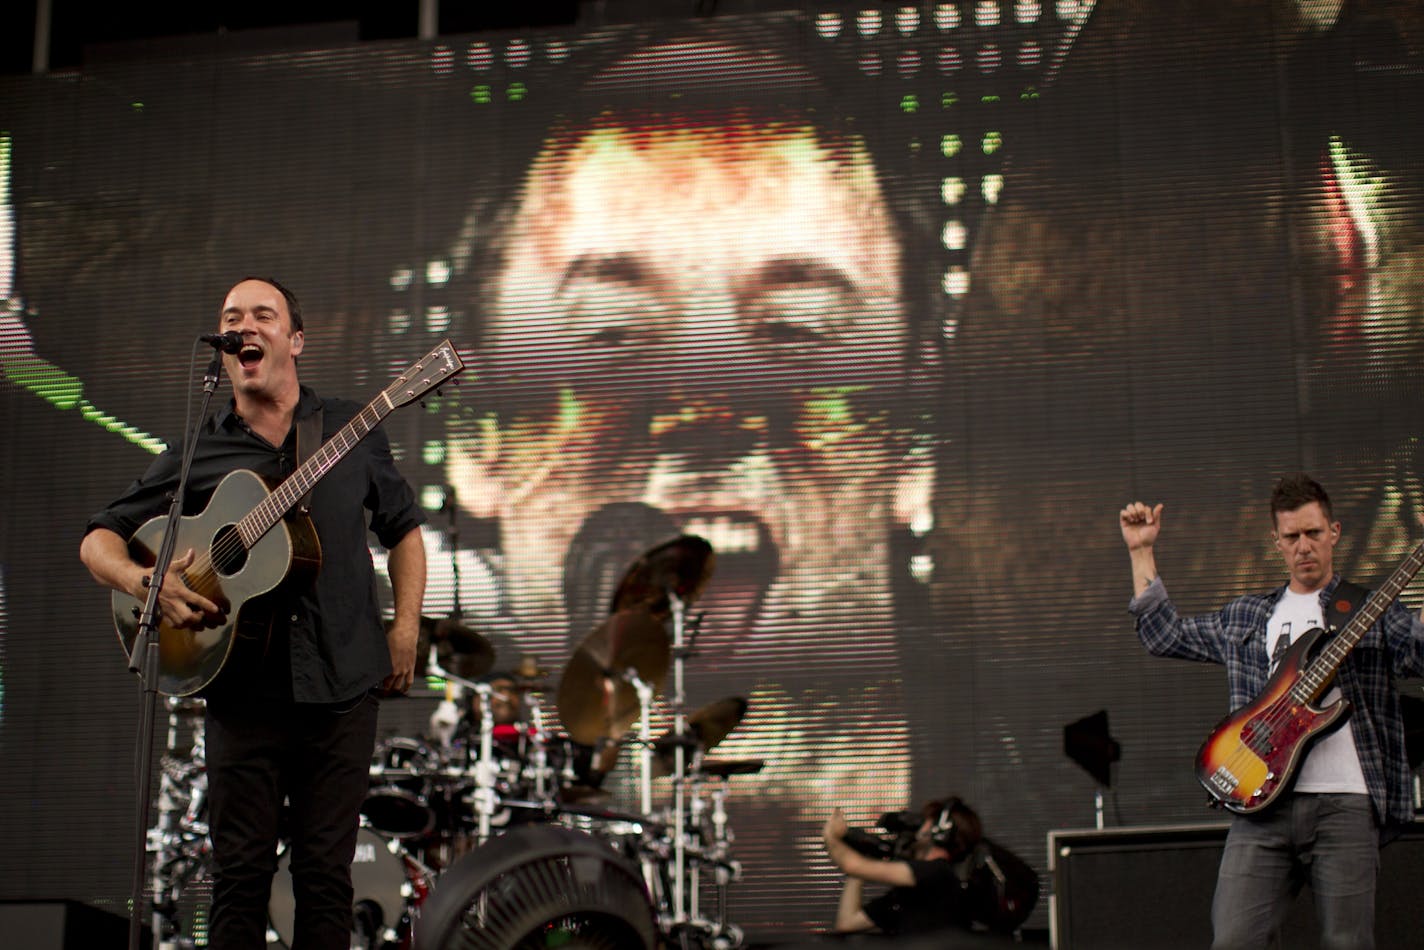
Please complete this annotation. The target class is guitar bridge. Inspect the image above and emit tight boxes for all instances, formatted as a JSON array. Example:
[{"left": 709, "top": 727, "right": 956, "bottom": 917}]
[{"left": 1207, "top": 766, "right": 1239, "bottom": 796}]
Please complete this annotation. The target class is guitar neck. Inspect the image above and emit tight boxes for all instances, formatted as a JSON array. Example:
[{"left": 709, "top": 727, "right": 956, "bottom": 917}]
[
  {"left": 1297, "top": 539, "right": 1424, "bottom": 701},
  {"left": 234, "top": 396, "right": 392, "bottom": 547}
]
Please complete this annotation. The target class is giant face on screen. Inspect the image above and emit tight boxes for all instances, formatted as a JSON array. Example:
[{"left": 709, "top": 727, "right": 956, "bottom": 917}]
[{"left": 436, "top": 35, "right": 935, "bottom": 890}]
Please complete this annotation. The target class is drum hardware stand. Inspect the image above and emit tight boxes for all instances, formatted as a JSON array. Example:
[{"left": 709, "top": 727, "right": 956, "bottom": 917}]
[
  {"left": 147, "top": 697, "right": 209, "bottom": 950},
  {"left": 526, "top": 691, "right": 553, "bottom": 801},
  {"left": 701, "top": 779, "right": 744, "bottom": 948},
  {"left": 667, "top": 589, "right": 692, "bottom": 929},
  {"left": 427, "top": 652, "right": 504, "bottom": 848},
  {"left": 623, "top": 666, "right": 662, "bottom": 904},
  {"left": 468, "top": 680, "right": 498, "bottom": 846}
]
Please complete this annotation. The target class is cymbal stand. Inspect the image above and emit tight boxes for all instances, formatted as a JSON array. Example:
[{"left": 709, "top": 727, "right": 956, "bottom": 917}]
[
  {"left": 668, "top": 590, "right": 690, "bottom": 927},
  {"left": 624, "top": 668, "right": 655, "bottom": 817},
  {"left": 706, "top": 780, "right": 744, "bottom": 948},
  {"left": 427, "top": 653, "right": 500, "bottom": 846},
  {"left": 526, "top": 691, "right": 551, "bottom": 802},
  {"left": 622, "top": 667, "right": 662, "bottom": 906},
  {"left": 468, "top": 681, "right": 497, "bottom": 846}
]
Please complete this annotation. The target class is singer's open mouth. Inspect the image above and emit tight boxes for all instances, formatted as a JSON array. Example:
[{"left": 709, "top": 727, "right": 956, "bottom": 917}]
[{"left": 238, "top": 344, "right": 263, "bottom": 366}]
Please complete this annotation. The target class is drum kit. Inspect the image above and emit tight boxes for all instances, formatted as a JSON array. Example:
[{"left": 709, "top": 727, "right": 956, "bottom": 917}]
[{"left": 145, "top": 534, "right": 758, "bottom": 950}]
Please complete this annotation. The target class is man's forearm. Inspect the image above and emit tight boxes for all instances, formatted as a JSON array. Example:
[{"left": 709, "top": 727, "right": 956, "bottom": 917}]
[
  {"left": 386, "top": 528, "right": 427, "bottom": 621},
  {"left": 1129, "top": 545, "right": 1158, "bottom": 598},
  {"left": 834, "top": 876, "right": 869, "bottom": 932},
  {"left": 80, "top": 527, "right": 145, "bottom": 598}
]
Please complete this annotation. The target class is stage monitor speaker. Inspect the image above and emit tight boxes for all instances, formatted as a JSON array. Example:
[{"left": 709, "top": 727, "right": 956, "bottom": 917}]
[
  {"left": 1048, "top": 820, "right": 1424, "bottom": 950},
  {"left": 0, "top": 900, "right": 147, "bottom": 950}
]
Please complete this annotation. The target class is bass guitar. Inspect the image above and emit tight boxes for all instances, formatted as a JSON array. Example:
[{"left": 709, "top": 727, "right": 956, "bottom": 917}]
[
  {"left": 1196, "top": 539, "right": 1424, "bottom": 813},
  {"left": 112, "top": 339, "right": 464, "bottom": 696}
]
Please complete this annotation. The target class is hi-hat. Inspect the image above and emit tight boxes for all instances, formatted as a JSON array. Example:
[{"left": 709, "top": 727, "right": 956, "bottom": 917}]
[
  {"left": 610, "top": 535, "right": 715, "bottom": 615},
  {"left": 557, "top": 607, "right": 670, "bottom": 746},
  {"left": 652, "top": 697, "right": 748, "bottom": 778}
]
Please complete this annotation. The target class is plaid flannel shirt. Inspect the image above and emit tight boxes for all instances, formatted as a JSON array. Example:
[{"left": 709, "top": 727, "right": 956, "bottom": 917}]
[{"left": 1130, "top": 574, "right": 1424, "bottom": 826}]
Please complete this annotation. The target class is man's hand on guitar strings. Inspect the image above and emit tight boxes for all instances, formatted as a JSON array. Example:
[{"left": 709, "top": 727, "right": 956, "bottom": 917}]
[{"left": 152, "top": 547, "right": 222, "bottom": 629}]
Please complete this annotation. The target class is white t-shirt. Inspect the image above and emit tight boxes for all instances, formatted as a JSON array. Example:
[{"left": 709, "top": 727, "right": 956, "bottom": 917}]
[{"left": 1265, "top": 588, "right": 1367, "bottom": 794}]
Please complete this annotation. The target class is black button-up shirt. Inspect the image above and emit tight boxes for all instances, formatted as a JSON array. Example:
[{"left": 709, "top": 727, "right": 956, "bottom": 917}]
[{"left": 86, "top": 386, "right": 426, "bottom": 705}]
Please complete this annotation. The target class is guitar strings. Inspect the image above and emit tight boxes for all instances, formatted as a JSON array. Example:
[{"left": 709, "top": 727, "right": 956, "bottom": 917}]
[
  {"left": 1210, "top": 546, "right": 1424, "bottom": 804},
  {"left": 167, "top": 405, "right": 383, "bottom": 602}
]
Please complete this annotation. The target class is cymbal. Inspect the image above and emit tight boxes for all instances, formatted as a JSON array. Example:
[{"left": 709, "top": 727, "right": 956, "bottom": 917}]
[
  {"left": 557, "top": 607, "right": 670, "bottom": 746},
  {"left": 697, "top": 758, "right": 764, "bottom": 778},
  {"left": 652, "top": 697, "right": 748, "bottom": 778},
  {"left": 430, "top": 616, "right": 495, "bottom": 680},
  {"left": 610, "top": 535, "right": 715, "bottom": 615}
]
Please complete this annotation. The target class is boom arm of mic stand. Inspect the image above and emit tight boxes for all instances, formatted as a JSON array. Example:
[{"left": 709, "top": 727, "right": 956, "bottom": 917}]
[{"left": 127, "top": 350, "right": 225, "bottom": 950}]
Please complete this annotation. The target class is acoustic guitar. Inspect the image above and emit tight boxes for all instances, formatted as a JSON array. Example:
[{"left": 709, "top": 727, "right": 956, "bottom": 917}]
[
  {"left": 112, "top": 339, "right": 464, "bottom": 696},
  {"left": 1196, "top": 540, "right": 1424, "bottom": 813}
]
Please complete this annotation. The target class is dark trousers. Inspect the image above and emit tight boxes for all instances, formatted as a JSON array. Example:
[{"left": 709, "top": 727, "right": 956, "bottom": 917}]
[{"left": 204, "top": 693, "right": 379, "bottom": 950}]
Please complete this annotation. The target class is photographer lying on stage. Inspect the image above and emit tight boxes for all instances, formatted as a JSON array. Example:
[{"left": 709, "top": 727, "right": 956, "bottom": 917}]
[{"left": 822, "top": 797, "right": 1038, "bottom": 938}]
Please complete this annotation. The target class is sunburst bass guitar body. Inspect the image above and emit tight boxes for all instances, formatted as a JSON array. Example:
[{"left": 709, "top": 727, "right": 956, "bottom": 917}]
[
  {"left": 1194, "top": 625, "right": 1349, "bottom": 814},
  {"left": 1196, "top": 537, "right": 1424, "bottom": 814}
]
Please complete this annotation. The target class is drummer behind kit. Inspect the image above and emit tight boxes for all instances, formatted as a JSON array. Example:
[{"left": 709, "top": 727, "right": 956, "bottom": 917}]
[{"left": 143, "top": 534, "right": 760, "bottom": 949}]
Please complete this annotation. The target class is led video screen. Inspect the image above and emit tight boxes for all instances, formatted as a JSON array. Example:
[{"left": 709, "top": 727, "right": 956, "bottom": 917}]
[{"left": 2, "top": 0, "right": 1423, "bottom": 939}]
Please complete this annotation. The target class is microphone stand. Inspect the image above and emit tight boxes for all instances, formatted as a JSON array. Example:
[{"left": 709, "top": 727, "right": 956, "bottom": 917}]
[{"left": 127, "top": 348, "right": 225, "bottom": 950}]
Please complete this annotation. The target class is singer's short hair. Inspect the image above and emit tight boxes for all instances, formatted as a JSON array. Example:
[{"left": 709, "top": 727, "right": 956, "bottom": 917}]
[{"left": 240, "top": 275, "right": 304, "bottom": 333}]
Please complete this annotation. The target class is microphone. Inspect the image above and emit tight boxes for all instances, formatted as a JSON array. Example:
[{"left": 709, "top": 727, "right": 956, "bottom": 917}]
[{"left": 199, "top": 331, "right": 243, "bottom": 354}]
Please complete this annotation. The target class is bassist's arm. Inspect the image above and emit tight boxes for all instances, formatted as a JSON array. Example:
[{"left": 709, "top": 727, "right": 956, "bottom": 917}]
[{"left": 1119, "top": 502, "right": 1164, "bottom": 597}]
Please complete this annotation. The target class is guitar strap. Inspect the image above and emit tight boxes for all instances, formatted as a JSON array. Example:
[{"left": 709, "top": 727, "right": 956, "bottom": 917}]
[
  {"left": 1325, "top": 579, "right": 1368, "bottom": 633},
  {"left": 295, "top": 406, "right": 323, "bottom": 516}
]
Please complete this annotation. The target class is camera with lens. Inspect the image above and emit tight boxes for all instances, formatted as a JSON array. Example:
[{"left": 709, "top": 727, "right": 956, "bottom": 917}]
[{"left": 840, "top": 809, "right": 921, "bottom": 861}]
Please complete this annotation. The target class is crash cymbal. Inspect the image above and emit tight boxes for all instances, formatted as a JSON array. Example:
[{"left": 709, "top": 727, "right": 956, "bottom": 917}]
[
  {"left": 557, "top": 607, "right": 670, "bottom": 746},
  {"left": 430, "top": 616, "right": 495, "bottom": 680},
  {"left": 697, "top": 758, "right": 765, "bottom": 778},
  {"left": 652, "top": 697, "right": 748, "bottom": 778},
  {"left": 610, "top": 535, "right": 715, "bottom": 615}
]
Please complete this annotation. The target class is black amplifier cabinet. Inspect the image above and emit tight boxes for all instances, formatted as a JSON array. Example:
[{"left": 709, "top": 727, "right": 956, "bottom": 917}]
[{"left": 1047, "top": 820, "right": 1424, "bottom": 950}]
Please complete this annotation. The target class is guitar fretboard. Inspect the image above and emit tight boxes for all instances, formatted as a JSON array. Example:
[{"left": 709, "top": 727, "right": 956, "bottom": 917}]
[
  {"left": 234, "top": 398, "right": 391, "bottom": 548},
  {"left": 1292, "top": 539, "right": 1424, "bottom": 703}
]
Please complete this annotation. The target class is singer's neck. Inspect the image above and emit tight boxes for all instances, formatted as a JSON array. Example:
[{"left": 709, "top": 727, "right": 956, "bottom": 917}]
[{"left": 233, "top": 378, "right": 301, "bottom": 449}]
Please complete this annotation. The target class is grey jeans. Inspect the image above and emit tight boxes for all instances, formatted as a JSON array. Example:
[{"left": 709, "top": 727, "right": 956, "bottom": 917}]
[{"left": 1211, "top": 792, "right": 1379, "bottom": 950}]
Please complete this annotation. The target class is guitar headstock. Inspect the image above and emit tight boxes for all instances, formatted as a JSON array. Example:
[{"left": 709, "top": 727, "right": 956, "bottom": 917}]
[{"left": 384, "top": 339, "right": 465, "bottom": 408}]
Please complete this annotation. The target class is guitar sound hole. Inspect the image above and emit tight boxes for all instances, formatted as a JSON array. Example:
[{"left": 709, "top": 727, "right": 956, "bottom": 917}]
[{"left": 212, "top": 525, "right": 248, "bottom": 576}]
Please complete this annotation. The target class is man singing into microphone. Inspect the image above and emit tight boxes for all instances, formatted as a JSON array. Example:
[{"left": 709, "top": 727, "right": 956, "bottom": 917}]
[{"left": 80, "top": 277, "right": 427, "bottom": 948}]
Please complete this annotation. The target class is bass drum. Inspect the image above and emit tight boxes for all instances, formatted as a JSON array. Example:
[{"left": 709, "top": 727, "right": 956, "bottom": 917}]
[
  {"left": 415, "top": 824, "right": 657, "bottom": 950},
  {"left": 268, "top": 825, "right": 427, "bottom": 949}
]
